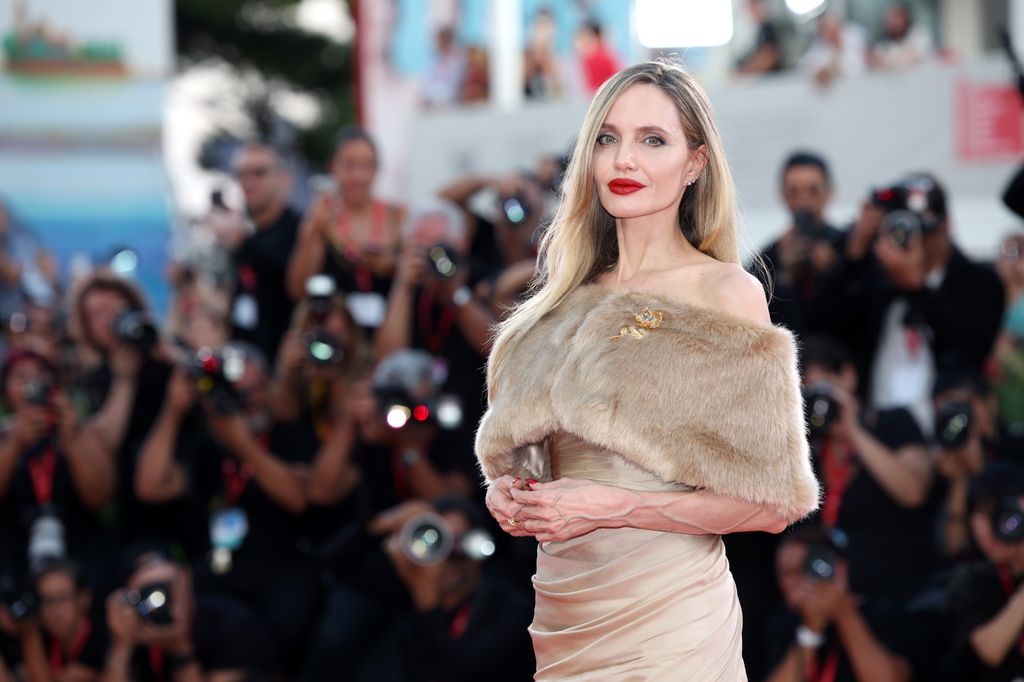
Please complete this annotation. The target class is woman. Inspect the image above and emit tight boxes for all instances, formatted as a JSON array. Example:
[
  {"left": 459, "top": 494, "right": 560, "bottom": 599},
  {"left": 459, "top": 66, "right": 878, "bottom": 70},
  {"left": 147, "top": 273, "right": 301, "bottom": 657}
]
[
  {"left": 476, "top": 61, "right": 820, "bottom": 679},
  {"left": 287, "top": 128, "right": 404, "bottom": 331}
]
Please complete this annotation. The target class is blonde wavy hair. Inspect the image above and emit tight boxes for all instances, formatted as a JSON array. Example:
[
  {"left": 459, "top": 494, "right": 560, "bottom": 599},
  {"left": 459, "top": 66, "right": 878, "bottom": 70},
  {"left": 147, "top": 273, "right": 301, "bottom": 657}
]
[{"left": 487, "top": 60, "right": 742, "bottom": 400}]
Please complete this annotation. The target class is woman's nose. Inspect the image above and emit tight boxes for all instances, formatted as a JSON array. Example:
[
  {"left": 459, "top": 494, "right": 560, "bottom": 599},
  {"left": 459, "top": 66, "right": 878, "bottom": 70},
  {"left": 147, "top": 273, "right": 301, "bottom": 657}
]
[{"left": 613, "top": 142, "right": 636, "bottom": 171}]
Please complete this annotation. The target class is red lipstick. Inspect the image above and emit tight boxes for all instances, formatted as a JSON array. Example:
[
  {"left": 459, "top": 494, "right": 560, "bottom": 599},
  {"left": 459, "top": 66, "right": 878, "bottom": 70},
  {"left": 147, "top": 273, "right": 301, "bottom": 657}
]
[{"left": 608, "top": 178, "right": 646, "bottom": 195}]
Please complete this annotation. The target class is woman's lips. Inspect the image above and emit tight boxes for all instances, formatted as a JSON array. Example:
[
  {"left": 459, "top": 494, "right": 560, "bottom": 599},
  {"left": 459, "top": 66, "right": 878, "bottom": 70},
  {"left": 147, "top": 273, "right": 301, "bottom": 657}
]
[{"left": 608, "top": 179, "right": 646, "bottom": 195}]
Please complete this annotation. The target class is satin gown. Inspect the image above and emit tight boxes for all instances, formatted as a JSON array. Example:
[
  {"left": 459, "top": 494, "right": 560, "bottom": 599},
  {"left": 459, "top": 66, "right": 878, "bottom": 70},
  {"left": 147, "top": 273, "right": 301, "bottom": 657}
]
[{"left": 527, "top": 430, "right": 747, "bottom": 681}]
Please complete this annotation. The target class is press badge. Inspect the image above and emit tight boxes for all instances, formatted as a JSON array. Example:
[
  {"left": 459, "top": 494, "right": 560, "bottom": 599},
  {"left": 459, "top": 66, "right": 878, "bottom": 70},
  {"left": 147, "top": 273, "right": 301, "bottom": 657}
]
[
  {"left": 232, "top": 294, "right": 259, "bottom": 330},
  {"left": 346, "top": 292, "right": 387, "bottom": 328},
  {"left": 210, "top": 508, "right": 249, "bottom": 574}
]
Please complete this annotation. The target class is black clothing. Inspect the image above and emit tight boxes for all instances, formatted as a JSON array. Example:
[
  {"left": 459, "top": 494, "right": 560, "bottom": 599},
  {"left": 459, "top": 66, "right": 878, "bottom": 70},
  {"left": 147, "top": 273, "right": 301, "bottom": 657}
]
[
  {"left": 230, "top": 206, "right": 302, "bottom": 362},
  {"left": 946, "top": 560, "right": 1024, "bottom": 681},
  {"left": 811, "top": 407, "right": 941, "bottom": 598},
  {"left": 79, "top": 356, "right": 177, "bottom": 553},
  {"left": 738, "top": 21, "right": 784, "bottom": 72},
  {"left": 124, "top": 591, "right": 280, "bottom": 681},
  {"left": 810, "top": 241, "right": 1005, "bottom": 403},
  {"left": 752, "top": 223, "right": 846, "bottom": 339},
  {"left": 39, "top": 613, "right": 110, "bottom": 674},
  {"left": 764, "top": 601, "right": 916, "bottom": 682}
]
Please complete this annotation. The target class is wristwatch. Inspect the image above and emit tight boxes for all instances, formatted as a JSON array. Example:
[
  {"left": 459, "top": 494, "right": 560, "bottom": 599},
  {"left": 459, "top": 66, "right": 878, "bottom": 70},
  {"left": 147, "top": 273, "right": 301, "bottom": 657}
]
[
  {"left": 451, "top": 286, "right": 473, "bottom": 308},
  {"left": 796, "top": 625, "right": 825, "bottom": 649}
]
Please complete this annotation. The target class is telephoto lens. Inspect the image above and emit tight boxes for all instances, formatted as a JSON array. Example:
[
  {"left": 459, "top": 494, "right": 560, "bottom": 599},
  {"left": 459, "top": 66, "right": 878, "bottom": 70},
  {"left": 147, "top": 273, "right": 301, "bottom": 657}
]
[
  {"left": 22, "top": 379, "right": 53, "bottom": 408},
  {"left": 803, "top": 382, "right": 839, "bottom": 436},
  {"left": 112, "top": 310, "right": 158, "bottom": 353},
  {"left": 993, "top": 497, "right": 1024, "bottom": 543},
  {"left": 125, "top": 582, "right": 173, "bottom": 625},
  {"left": 935, "top": 401, "right": 973, "bottom": 450},
  {"left": 399, "top": 513, "right": 496, "bottom": 566},
  {"left": 880, "top": 210, "right": 922, "bottom": 250}
]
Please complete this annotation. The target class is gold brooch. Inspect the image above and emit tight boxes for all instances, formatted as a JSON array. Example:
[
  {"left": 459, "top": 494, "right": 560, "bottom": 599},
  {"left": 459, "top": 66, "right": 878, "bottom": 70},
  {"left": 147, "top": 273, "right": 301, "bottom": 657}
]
[{"left": 611, "top": 306, "right": 665, "bottom": 339}]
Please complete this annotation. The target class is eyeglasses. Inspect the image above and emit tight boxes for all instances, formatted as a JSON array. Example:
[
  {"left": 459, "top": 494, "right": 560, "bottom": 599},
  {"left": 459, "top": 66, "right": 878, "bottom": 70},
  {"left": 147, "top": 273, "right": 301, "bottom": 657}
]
[{"left": 234, "top": 165, "right": 273, "bottom": 180}]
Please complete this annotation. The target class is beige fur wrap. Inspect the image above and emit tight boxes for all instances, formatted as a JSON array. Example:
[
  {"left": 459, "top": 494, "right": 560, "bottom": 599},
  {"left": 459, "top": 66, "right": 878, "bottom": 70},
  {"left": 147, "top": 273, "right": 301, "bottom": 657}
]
[{"left": 474, "top": 282, "right": 821, "bottom": 520}]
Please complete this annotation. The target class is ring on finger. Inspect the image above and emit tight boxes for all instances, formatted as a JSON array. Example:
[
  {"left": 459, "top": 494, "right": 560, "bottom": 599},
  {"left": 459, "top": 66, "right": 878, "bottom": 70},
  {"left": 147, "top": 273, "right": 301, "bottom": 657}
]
[{"left": 506, "top": 516, "right": 519, "bottom": 527}]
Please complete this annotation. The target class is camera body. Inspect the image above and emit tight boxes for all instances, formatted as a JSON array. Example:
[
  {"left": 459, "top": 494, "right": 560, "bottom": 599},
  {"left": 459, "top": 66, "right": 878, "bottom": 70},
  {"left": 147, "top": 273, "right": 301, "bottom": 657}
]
[
  {"left": 124, "top": 581, "right": 173, "bottom": 625},
  {"left": 0, "top": 576, "right": 37, "bottom": 623},
  {"left": 870, "top": 176, "right": 942, "bottom": 250},
  {"left": 112, "top": 310, "right": 158, "bottom": 354},
  {"left": 803, "top": 381, "right": 839, "bottom": 436},
  {"left": 23, "top": 378, "right": 53, "bottom": 409},
  {"left": 190, "top": 346, "right": 246, "bottom": 415},
  {"left": 426, "top": 243, "right": 461, "bottom": 279},
  {"left": 935, "top": 400, "right": 973, "bottom": 450},
  {"left": 993, "top": 496, "right": 1024, "bottom": 544},
  {"left": 373, "top": 383, "right": 462, "bottom": 431}
]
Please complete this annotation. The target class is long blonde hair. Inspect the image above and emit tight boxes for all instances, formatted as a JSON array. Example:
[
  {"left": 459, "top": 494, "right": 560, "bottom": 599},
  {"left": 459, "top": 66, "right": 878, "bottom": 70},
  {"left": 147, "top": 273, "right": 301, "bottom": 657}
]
[{"left": 486, "top": 60, "right": 741, "bottom": 400}]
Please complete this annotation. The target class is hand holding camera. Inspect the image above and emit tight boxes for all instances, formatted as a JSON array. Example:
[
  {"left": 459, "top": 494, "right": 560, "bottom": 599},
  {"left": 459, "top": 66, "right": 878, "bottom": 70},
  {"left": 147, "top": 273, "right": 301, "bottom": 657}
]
[
  {"left": 873, "top": 228, "right": 925, "bottom": 290},
  {"left": 794, "top": 551, "right": 851, "bottom": 633},
  {"left": 933, "top": 401, "right": 983, "bottom": 480}
]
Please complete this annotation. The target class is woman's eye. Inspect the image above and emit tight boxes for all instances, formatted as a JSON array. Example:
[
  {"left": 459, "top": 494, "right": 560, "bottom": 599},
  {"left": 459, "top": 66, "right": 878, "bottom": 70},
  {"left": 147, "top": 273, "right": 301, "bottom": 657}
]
[
  {"left": 596, "top": 133, "right": 616, "bottom": 145},
  {"left": 643, "top": 135, "right": 665, "bottom": 146}
]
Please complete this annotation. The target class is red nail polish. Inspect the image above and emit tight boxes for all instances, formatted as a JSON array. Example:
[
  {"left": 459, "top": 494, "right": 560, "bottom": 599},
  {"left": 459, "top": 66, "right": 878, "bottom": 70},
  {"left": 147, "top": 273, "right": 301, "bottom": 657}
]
[{"left": 526, "top": 479, "right": 538, "bottom": 485}]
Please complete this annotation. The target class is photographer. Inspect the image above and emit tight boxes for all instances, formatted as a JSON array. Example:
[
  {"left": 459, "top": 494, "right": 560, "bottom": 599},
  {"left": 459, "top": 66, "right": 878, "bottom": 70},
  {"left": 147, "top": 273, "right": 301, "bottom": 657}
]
[
  {"left": 764, "top": 527, "right": 912, "bottom": 682},
  {"left": 135, "top": 343, "right": 352, "bottom": 671},
  {"left": 359, "top": 495, "right": 535, "bottom": 682},
  {"left": 810, "top": 173, "right": 1005, "bottom": 432},
  {"left": 753, "top": 151, "right": 845, "bottom": 339},
  {"left": 800, "top": 335, "right": 938, "bottom": 599},
  {"left": 945, "top": 461, "right": 1024, "bottom": 681},
  {"left": 70, "top": 271, "right": 174, "bottom": 550},
  {"left": 101, "top": 545, "right": 277, "bottom": 682},
  {"left": 374, "top": 211, "right": 495, "bottom": 465},
  {"left": 0, "top": 561, "right": 107, "bottom": 682},
  {"left": 287, "top": 128, "right": 404, "bottom": 332},
  {"left": 220, "top": 142, "right": 301, "bottom": 363},
  {"left": 932, "top": 370, "right": 1003, "bottom": 560},
  {"left": 0, "top": 348, "right": 112, "bottom": 585},
  {"left": 271, "top": 275, "right": 368, "bottom": 434}
]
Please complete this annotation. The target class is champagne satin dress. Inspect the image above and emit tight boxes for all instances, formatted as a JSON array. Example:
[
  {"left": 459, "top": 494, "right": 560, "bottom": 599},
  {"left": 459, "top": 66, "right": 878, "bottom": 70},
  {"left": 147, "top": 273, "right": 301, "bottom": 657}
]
[{"left": 527, "top": 430, "right": 747, "bottom": 681}]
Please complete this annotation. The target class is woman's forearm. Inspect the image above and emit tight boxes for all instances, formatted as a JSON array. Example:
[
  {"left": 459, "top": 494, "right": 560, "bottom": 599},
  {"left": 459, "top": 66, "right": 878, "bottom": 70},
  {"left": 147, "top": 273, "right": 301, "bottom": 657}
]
[
  {"left": 602, "top": 486, "right": 789, "bottom": 535},
  {"left": 135, "top": 408, "right": 187, "bottom": 503},
  {"left": 834, "top": 597, "right": 911, "bottom": 682},
  {"left": 971, "top": 584, "right": 1024, "bottom": 667},
  {"left": 286, "top": 223, "right": 326, "bottom": 301},
  {"left": 85, "top": 377, "right": 136, "bottom": 455},
  {"left": 306, "top": 418, "right": 358, "bottom": 506}
]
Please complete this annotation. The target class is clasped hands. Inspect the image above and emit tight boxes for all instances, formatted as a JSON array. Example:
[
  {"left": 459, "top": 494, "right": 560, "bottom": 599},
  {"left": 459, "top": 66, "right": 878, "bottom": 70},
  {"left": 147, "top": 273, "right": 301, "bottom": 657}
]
[{"left": 485, "top": 474, "right": 618, "bottom": 543}]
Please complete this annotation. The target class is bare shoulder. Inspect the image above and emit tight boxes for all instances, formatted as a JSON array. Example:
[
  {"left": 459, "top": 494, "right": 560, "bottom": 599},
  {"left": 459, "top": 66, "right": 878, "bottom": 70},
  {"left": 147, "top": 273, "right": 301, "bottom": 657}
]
[{"left": 696, "top": 262, "right": 772, "bottom": 327}]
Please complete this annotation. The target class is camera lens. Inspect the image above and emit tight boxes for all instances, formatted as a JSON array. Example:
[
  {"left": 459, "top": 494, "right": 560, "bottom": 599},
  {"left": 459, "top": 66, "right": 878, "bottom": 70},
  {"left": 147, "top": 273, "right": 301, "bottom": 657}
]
[{"left": 400, "top": 513, "right": 455, "bottom": 566}]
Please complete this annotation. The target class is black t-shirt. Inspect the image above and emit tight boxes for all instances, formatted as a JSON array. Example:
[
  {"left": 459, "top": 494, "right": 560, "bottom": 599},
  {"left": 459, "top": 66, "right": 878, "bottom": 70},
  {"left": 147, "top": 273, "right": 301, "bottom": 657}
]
[
  {"left": 79, "top": 356, "right": 177, "bottom": 550},
  {"left": 230, "top": 206, "right": 302, "bottom": 362},
  {"left": 177, "top": 414, "right": 322, "bottom": 559},
  {"left": 810, "top": 407, "right": 941, "bottom": 598},
  {"left": 738, "top": 21, "right": 783, "bottom": 72},
  {"left": 947, "top": 560, "right": 1024, "bottom": 681},
  {"left": 40, "top": 612, "right": 110, "bottom": 674}
]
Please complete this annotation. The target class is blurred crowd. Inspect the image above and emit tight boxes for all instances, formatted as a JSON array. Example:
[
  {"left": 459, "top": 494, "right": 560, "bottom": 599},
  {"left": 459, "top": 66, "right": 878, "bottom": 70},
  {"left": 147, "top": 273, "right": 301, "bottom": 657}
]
[{"left": 0, "top": 51, "right": 1024, "bottom": 682}]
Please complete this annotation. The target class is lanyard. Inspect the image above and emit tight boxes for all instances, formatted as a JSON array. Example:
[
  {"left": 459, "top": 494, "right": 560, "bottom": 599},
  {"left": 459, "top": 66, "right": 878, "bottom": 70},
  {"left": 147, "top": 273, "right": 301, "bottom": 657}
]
[
  {"left": 28, "top": 445, "right": 57, "bottom": 507},
  {"left": 417, "top": 290, "right": 457, "bottom": 355},
  {"left": 237, "top": 264, "right": 257, "bottom": 292},
  {"left": 821, "top": 439, "right": 854, "bottom": 528},
  {"left": 221, "top": 457, "right": 253, "bottom": 506},
  {"left": 997, "top": 563, "right": 1024, "bottom": 659},
  {"left": 448, "top": 601, "right": 473, "bottom": 639},
  {"left": 49, "top": 617, "right": 91, "bottom": 673},
  {"left": 805, "top": 644, "right": 841, "bottom": 682}
]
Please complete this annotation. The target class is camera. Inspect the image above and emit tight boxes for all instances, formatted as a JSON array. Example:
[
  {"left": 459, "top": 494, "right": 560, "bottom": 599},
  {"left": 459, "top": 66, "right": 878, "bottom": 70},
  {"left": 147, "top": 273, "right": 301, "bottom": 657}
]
[
  {"left": 803, "top": 542, "right": 838, "bottom": 581},
  {"left": 803, "top": 382, "right": 839, "bottom": 436},
  {"left": 303, "top": 329, "right": 344, "bottom": 366},
  {"left": 373, "top": 384, "right": 462, "bottom": 431},
  {"left": 124, "top": 582, "right": 173, "bottom": 625},
  {"left": 112, "top": 310, "right": 158, "bottom": 354},
  {"left": 870, "top": 176, "right": 942, "bottom": 251},
  {"left": 0, "top": 576, "right": 37, "bottom": 623},
  {"left": 27, "top": 512, "right": 66, "bottom": 572},
  {"left": 305, "top": 275, "right": 337, "bottom": 325},
  {"left": 793, "top": 209, "right": 825, "bottom": 240},
  {"left": 499, "top": 193, "right": 532, "bottom": 225},
  {"left": 23, "top": 379, "right": 53, "bottom": 409},
  {"left": 426, "top": 243, "right": 460, "bottom": 279},
  {"left": 993, "top": 496, "right": 1024, "bottom": 543},
  {"left": 190, "top": 346, "right": 246, "bottom": 415},
  {"left": 399, "top": 512, "right": 495, "bottom": 566},
  {"left": 935, "top": 400, "right": 973, "bottom": 450}
]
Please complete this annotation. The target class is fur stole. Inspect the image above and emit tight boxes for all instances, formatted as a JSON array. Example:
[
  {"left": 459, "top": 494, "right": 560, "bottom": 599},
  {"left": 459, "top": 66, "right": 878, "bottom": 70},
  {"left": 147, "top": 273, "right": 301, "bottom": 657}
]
[{"left": 475, "top": 282, "right": 821, "bottom": 520}]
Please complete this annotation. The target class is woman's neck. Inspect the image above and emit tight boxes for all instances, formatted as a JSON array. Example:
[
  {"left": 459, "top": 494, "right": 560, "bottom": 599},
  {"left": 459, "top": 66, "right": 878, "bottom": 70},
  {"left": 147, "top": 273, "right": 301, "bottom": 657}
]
[{"left": 608, "top": 212, "right": 695, "bottom": 284}]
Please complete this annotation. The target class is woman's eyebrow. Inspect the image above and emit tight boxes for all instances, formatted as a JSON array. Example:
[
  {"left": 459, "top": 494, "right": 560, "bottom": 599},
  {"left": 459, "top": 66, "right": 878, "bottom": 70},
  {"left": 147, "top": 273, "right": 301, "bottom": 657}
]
[{"left": 599, "top": 123, "right": 676, "bottom": 137}]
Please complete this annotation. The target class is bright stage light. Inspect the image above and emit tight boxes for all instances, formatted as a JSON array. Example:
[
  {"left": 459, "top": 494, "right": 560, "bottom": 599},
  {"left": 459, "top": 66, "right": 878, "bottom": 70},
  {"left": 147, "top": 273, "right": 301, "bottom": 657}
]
[{"left": 635, "top": 0, "right": 734, "bottom": 48}]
